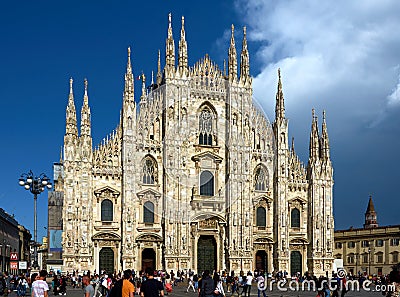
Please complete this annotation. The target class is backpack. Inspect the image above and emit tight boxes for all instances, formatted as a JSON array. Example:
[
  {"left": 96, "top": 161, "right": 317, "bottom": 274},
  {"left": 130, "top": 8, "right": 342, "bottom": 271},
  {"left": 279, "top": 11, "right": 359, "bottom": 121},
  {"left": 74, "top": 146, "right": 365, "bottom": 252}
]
[{"left": 108, "top": 279, "right": 123, "bottom": 297}]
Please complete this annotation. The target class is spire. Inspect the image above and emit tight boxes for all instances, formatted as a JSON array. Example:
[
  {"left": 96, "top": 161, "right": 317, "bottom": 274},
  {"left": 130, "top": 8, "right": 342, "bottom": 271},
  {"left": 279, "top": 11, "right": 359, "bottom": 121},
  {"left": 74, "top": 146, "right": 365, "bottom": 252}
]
[
  {"left": 228, "top": 24, "right": 237, "bottom": 82},
  {"left": 178, "top": 16, "right": 188, "bottom": 76},
  {"left": 124, "top": 47, "right": 134, "bottom": 102},
  {"left": 165, "top": 13, "right": 175, "bottom": 76},
  {"left": 156, "top": 49, "right": 162, "bottom": 85},
  {"left": 59, "top": 146, "right": 63, "bottom": 164},
  {"left": 240, "top": 26, "right": 250, "bottom": 81},
  {"left": 80, "top": 78, "right": 91, "bottom": 137},
  {"left": 275, "top": 68, "right": 285, "bottom": 120},
  {"left": 320, "top": 110, "right": 331, "bottom": 160},
  {"left": 65, "top": 77, "right": 78, "bottom": 136},
  {"left": 364, "top": 195, "right": 378, "bottom": 228},
  {"left": 366, "top": 195, "right": 376, "bottom": 212},
  {"left": 291, "top": 137, "right": 295, "bottom": 153},
  {"left": 309, "top": 108, "right": 320, "bottom": 161}
]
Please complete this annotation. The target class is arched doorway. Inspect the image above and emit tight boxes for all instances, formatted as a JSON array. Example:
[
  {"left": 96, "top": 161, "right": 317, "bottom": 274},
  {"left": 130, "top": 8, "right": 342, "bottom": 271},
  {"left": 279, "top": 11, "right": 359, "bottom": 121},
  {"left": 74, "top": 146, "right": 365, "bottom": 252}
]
[
  {"left": 197, "top": 235, "right": 217, "bottom": 274},
  {"left": 99, "top": 247, "right": 114, "bottom": 274},
  {"left": 290, "top": 251, "right": 302, "bottom": 276},
  {"left": 255, "top": 250, "right": 268, "bottom": 273},
  {"left": 142, "top": 248, "right": 156, "bottom": 271}
]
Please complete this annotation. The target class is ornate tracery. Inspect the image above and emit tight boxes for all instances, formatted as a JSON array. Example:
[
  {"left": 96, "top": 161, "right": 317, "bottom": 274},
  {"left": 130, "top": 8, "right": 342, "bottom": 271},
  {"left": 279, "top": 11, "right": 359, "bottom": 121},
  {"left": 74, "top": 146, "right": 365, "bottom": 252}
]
[
  {"left": 254, "top": 165, "right": 268, "bottom": 191},
  {"left": 199, "top": 107, "right": 213, "bottom": 145},
  {"left": 142, "top": 156, "right": 157, "bottom": 184}
]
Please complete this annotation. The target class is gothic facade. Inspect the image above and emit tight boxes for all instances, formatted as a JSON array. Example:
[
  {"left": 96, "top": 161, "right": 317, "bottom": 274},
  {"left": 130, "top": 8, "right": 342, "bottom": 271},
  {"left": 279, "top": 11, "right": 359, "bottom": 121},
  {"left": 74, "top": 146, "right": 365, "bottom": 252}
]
[{"left": 60, "top": 15, "right": 334, "bottom": 276}]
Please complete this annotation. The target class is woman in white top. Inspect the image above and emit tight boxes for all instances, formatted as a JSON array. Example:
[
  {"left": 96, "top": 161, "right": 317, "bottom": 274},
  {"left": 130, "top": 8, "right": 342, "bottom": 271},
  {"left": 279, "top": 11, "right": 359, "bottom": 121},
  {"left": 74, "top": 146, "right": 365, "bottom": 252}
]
[{"left": 213, "top": 273, "right": 225, "bottom": 297}]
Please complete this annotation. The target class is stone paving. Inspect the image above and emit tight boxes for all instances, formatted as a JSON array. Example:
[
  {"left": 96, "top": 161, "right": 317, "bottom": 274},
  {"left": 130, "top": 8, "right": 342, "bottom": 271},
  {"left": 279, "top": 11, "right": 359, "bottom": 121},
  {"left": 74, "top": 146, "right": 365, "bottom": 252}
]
[{"left": 48, "top": 281, "right": 388, "bottom": 297}]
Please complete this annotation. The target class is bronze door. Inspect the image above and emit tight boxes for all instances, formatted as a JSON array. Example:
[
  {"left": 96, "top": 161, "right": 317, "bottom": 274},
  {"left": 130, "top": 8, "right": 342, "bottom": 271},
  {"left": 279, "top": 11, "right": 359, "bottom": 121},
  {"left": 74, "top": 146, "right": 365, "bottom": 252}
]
[
  {"left": 197, "top": 235, "right": 216, "bottom": 274},
  {"left": 99, "top": 247, "right": 114, "bottom": 274},
  {"left": 290, "top": 251, "right": 302, "bottom": 276}
]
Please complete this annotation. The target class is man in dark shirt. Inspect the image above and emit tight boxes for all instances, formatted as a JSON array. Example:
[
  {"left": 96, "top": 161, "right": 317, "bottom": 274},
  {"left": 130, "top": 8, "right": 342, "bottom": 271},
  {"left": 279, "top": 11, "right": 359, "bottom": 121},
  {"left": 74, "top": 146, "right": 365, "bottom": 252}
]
[{"left": 140, "top": 268, "right": 164, "bottom": 297}]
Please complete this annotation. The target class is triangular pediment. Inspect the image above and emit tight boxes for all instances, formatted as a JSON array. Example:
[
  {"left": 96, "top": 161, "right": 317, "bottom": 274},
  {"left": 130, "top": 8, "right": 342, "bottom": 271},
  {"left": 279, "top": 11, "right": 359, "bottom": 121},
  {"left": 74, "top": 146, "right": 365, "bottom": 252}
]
[
  {"left": 288, "top": 196, "right": 307, "bottom": 204},
  {"left": 136, "top": 188, "right": 161, "bottom": 199},
  {"left": 136, "top": 233, "right": 162, "bottom": 242},
  {"left": 92, "top": 232, "right": 121, "bottom": 241},
  {"left": 254, "top": 237, "right": 274, "bottom": 244},
  {"left": 94, "top": 186, "right": 120, "bottom": 198},
  {"left": 191, "top": 151, "right": 223, "bottom": 163},
  {"left": 290, "top": 237, "right": 309, "bottom": 245}
]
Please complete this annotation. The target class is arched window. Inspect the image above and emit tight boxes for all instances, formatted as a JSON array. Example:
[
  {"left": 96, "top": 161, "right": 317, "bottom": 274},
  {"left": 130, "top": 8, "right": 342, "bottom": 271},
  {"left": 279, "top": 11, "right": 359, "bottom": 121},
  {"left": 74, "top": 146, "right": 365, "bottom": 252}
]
[
  {"left": 256, "top": 207, "right": 266, "bottom": 227},
  {"left": 199, "top": 108, "right": 213, "bottom": 145},
  {"left": 101, "top": 199, "right": 113, "bottom": 221},
  {"left": 144, "top": 201, "right": 154, "bottom": 223},
  {"left": 142, "top": 157, "right": 157, "bottom": 184},
  {"left": 255, "top": 166, "right": 268, "bottom": 191},
  {"left": 200, "top": 171, "right": 214, "bottom": 196},
  {"left": 291, "top": 208, "right": 300, "bottom": 228}
]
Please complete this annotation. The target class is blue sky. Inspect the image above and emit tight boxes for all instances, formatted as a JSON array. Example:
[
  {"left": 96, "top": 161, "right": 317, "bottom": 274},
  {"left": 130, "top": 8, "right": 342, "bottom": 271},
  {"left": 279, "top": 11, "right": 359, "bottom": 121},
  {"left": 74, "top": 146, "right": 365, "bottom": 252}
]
[{"left": 0, "top": 1, "right": 399, "bottom": 240}]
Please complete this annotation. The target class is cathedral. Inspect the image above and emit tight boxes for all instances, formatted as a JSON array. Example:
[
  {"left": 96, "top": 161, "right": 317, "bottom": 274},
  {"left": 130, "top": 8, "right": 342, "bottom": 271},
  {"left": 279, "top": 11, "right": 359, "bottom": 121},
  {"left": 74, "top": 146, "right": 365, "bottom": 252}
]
[{"left": 59, "top": 14, "right": 334, "bottom": 276}]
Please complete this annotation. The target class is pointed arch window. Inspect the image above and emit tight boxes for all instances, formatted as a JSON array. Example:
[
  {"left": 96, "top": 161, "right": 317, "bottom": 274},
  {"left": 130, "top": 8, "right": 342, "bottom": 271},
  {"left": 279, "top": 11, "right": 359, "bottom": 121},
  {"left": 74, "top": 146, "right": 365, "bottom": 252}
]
[
  {"left": 200, "top": 170, "right": 214, "bottom": 196},
  {"left": 291, "top": 208, "right": 300, "bottom": 228},
  {"left": 101, "top": 199, "right": 113, "bottom": 221},
  {"left": 255, "top": 165, "right": 268, "bottom": 191},
  {"left": 144, "top": 201, "right": 154, "bottom": 224},
  {"left": 199, "top": 108, "right": 213, "bottom": 145},
  {"left": 256, "top": 206, "right": 266, "bottom": 227},
  {"left": 142, "top": 157, "right": 157, "bottom": 184}
]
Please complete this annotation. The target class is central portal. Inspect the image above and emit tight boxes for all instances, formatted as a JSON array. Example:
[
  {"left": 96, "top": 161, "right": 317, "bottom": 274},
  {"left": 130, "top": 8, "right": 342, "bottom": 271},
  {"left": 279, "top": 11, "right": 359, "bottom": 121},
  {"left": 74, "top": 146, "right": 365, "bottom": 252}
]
[
  {"left": 142, "top": 248, "right": 156, "bottom": 271},
  {"left": 197, "top": 235, "right": 217, "bottom": 274}
]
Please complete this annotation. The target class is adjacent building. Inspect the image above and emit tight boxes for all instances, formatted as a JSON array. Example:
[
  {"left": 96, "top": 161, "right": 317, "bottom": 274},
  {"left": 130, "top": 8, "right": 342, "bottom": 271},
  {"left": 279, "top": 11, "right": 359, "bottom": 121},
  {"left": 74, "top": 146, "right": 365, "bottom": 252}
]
[
  {"left": 59, "top": 15, "right": 335, "bottom": 276},
  {"left": 334, "top": 196, "right": 400, "bottom": 276},
  {"left": 0, "top": 208, "right": 31, "bottom": 274}
]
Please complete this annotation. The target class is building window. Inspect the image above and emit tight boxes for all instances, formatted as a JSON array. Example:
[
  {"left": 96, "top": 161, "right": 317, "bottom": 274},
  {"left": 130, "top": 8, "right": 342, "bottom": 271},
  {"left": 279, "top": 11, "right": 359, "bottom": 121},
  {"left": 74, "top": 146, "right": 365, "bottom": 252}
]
[
  {"left": 347, "top": 241, "right": 355, "bottom": 248},
  {"left": 101, "top": 199, "right": 113, "bottom": 221},
  {"left": 347, "top": 254, "right": 355, "bottom": 264},
  {"left": 376, "top": 252, "right": 383, "bottom": 263},
  {"left": 291, "top": 208, "right": 300, "bottom": 228},
  {"left": 254, "top": 165, "right": 268, "bottom": 191},
  {"left": 200, "top": 171, "right": 214, "bottom": 196},
  {"left": 361, "top": 240, "right": 369, "bottom": 248},
  {"left": 199, "top": 108, "right": 213, "bottom": 145},
  {"left": 392, "top": 252, "right": 399, "bottom": 263},
  {"left": 376, "top": 239, "right": 384, "bottom": 247},
  {"left": 143, "top": 201, "right": 154, "bottom": 224},
  {"left": 142, "top": 157, "right": 157, "bottom": 184},
  {"left": 362, "top": 253, "right": 369, "bottom": 264},
  {"left": 390, "top": 238, "right": 400, "bottom": 246},
  {"left": 256, "top": 207, "right": 266, "bottom": 227},
  {"left": 335, "top": 242, "right": 342, "bottom": 249},
  {"left": 335, "top": 254, "right": 342, "bottom": 259}
]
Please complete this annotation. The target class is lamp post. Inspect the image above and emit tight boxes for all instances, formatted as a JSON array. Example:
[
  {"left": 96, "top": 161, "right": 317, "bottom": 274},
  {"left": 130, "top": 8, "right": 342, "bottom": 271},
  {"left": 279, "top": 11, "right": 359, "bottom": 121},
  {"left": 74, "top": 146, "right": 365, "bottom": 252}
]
[
  {"left": 19, "top": 170, "right": 52, "bottom": 269},
  {"left": 368, "top": 247, "right": 371, "bottom": 277}
]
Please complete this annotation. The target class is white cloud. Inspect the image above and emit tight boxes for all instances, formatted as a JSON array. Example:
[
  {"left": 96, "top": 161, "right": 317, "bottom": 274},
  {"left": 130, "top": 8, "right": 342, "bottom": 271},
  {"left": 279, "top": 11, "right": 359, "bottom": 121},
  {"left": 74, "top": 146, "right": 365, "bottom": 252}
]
[
  {"left": 235, "top": 0, "right": 400, "bottom": 127},
  {"left": 387, "top": 73, "right": 400, "bottom": 106}
]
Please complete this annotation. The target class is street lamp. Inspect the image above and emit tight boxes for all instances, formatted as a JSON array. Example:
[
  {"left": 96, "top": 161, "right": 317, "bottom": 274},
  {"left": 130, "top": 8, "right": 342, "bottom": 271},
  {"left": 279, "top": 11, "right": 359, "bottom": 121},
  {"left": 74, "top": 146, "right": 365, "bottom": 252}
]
[
  {"left": 368, "top": 247, "right": 371, "bottom": 277},
  {"left": 19, "top": 170, "right": 52, "bottom": 269}
]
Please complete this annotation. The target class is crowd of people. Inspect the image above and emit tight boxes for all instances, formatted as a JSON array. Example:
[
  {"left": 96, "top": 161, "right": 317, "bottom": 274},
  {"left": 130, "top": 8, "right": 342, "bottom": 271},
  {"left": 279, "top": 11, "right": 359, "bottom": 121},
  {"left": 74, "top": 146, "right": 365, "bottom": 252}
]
[{"left": 0, "top": 263, "right": 399, "bottom": 297}]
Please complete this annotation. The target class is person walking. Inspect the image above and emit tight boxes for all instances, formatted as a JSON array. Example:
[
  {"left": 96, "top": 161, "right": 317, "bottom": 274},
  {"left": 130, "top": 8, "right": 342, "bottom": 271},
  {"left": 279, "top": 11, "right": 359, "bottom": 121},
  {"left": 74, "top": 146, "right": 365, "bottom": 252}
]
[
  {"left": 199, "top": 270, "right": 213, "bottom": 297},
  {"left": 186, "top": 275, "right": 195, "bottom": 293},
  {"left": 140, "top": 267, "right": 164, "bottom": 297},
  {"left": 122, "top": 270, "right": 135, "bottom": 297},
  {"left": 82, "top": 276, "right": 95, "bottom": 297},
  {"left": 31, "top": 270, "right": 49, "bottom": 297},
  {"left": 17, "top": 274, "right": 28, "bottom": 297},
  {"left": 212, "top": 273, "right": 225, "bottom": 297}
]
